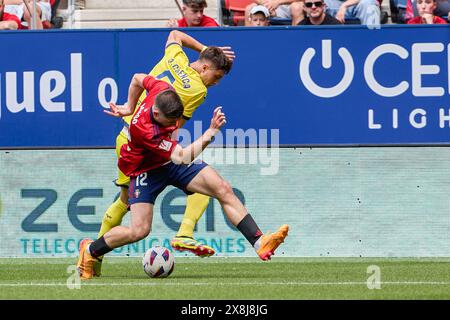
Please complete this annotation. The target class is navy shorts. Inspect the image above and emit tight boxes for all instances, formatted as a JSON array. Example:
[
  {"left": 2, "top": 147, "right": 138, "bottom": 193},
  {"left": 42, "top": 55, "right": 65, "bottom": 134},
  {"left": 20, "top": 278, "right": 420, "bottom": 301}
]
[{"left": 128, "top": 161, "right": 208, "bottom": 205}]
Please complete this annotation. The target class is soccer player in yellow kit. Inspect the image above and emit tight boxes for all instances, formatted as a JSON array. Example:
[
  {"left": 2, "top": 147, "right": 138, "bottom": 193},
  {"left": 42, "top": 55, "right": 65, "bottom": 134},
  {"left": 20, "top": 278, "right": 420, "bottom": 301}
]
[{"left": 94, "top": 30, "right": 234, "bottom": 276}]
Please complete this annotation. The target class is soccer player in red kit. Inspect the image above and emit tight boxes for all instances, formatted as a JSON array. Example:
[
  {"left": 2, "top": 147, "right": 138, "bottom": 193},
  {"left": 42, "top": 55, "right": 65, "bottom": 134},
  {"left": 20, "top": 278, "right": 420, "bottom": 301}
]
[{"left": 76, "top": 74, "right": 289, "bottom": 280}]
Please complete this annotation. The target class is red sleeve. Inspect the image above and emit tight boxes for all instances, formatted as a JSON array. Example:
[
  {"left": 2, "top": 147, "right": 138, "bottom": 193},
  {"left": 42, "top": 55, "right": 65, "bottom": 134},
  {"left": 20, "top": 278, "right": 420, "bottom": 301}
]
[
  {"left": 141, "top": 134, "right": 178, "bottom": 163},
  {"left": 143, "top": 76, "right": 172, "bottom": 96},
  {"left": 142, "top": 76, "right": 158, "bottom": 92}
]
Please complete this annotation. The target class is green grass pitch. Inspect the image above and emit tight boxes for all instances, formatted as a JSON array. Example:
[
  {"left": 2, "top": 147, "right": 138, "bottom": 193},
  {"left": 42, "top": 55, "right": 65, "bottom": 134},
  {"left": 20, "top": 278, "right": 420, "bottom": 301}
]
[{"left": 0, "top": 257, "right": 449, "bottom": 299}]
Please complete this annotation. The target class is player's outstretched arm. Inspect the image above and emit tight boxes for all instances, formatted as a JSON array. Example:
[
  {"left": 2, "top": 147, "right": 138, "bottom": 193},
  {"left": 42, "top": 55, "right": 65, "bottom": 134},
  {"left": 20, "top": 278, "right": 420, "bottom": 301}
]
[
  {"left": 167, "top": 30, "right": 235, "bottom": 62},
  {"left": 167, "top": 30, "right": 205, "bottom": 52},
  {"left": 171, "top": 106, "right": 226, "bottom": 164},
  {"left": 104, "top": 73, "right": 147, "bottom": 118}
]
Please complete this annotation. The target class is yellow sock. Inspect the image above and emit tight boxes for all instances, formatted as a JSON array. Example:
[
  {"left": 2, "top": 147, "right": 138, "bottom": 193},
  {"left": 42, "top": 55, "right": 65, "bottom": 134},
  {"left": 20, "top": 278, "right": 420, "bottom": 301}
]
[
  {"left": 98, "top": 198, "right": 128, "bottom": 238},
  {"left": 176, "top": 193, "right": 210, "bottom": 238}
]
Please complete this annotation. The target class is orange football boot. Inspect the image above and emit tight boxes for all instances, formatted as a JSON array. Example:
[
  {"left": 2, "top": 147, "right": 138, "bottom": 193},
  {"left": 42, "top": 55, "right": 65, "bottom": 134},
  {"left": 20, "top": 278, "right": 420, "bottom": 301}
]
[{"left": 256, "top": 225, "right": 289, "bottom": 261}]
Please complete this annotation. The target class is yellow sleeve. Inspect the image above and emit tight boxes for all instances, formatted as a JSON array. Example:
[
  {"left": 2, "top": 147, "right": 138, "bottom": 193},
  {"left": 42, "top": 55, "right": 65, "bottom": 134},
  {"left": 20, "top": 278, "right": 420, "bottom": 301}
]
[{"left": 164, "top": 42, "right": 189, "bottom": 67}]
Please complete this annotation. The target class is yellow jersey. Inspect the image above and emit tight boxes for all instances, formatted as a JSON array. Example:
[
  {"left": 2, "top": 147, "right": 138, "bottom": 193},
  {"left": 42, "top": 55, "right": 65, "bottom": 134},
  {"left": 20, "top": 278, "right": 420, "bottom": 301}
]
[{"left": 122, "top": 42, "right": 207, "bottom": 127}]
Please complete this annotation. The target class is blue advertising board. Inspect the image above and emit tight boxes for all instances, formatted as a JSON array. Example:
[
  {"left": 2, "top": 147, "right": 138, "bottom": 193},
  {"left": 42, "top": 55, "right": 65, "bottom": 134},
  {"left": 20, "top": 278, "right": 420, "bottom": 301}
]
[{"left": 1, "top": 25, "right": 450, "bottom": 148}]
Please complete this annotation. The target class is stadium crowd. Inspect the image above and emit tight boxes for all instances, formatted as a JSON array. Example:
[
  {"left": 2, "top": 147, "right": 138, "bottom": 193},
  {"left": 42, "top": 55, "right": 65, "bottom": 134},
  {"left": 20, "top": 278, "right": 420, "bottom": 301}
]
[
  {"left": 184, "top": 0, "right": 450, "bottom": 26},
  {"left": 1, "top": 0, "right": 449, "bottom": 30}
]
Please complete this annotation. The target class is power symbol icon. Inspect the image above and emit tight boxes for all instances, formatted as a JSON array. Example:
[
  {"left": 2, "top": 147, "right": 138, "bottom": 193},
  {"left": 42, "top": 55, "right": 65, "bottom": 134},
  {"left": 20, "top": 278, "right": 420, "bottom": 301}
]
[{"left": 299, "top": 40, "right": 354, "bottom": 98}]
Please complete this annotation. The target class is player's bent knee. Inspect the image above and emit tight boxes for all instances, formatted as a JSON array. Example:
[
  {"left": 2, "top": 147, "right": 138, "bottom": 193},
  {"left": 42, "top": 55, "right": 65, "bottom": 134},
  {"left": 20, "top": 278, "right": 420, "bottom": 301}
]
[
  {"left": 214, "top": 180, "right": 234, "bottom": 202},
  {"left": 130, "top": 227, "right": 151, "bottom": 242}
]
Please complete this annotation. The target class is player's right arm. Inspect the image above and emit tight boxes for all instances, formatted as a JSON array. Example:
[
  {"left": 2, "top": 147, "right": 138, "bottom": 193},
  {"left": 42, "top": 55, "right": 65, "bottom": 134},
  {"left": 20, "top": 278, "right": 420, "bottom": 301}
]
[
  {"left": 170, "top": 107, "right": 226, "bottom": 165},
  {"left": 105, "top": 74, "right": 152, "bottom": 118},
  {"left": 166, "top": 30, "right": 235, "bottom": 62},
  {"left": 166, "top": 30, "right": 205, "bottom": 53}
]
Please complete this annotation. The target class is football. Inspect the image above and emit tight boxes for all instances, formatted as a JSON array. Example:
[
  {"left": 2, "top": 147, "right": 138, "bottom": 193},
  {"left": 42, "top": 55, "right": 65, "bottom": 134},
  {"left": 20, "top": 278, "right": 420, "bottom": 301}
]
[{"left": 142, "top": 246, "right": 175, "bottom": 278}]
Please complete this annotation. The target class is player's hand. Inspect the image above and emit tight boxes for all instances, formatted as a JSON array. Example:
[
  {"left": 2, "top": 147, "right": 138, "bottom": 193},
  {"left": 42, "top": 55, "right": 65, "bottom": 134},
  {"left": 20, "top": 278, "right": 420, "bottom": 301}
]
[
  {"left": 103, "top": 102, "right": 132, "bottom": 118},
  {"left": 217, "top": 46, "right": 236, "bottom": 62},
  {"left": 167, "top": 18, "right": 178, "bottom": 28},
  {"left": 210, "top": 106, "right": 226, "bottom": 131}
]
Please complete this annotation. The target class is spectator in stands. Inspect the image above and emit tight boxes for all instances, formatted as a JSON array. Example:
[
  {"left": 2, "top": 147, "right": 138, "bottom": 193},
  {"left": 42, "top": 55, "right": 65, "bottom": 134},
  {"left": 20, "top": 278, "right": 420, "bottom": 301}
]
[
  {"left": 0, "top": 0, "right": 20, "bottom": 29},
  {"left": 3, "top": 0, "right": 25, "bottom": 28},
  {"left": 4, "top": 0, "right": 49, "bottom": 29},
  {"left": 324, "top": 0, "right": 380, "bottom": 25},
  {"left": 167, "top": 0, "right": 219, "bottom": 27},
  {"left": 245, "top": 0, "right": 306, "bottom": 26},
  {"left": 407, "top": 0, "right": 450, "bottom": 21},
  {"left": 407, "top": 0, "right": 448, "bottom": 23},
  {"left": 248, "top": 4, "right": 271, "bottom": 26},
  {"left": 22, "top": 0, "right": 53, "bottom": 29},
  {"left": 298, "top": 0, "right": 342, "bottom": 24}
]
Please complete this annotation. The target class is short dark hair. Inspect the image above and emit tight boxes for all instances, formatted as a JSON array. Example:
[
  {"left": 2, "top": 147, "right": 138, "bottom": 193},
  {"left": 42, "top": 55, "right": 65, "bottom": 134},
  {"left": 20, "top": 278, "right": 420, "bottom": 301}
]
[
  {"left": 155, "top": 90, "right": 184, "bottom": 119},
  {"left": 200, "top": 46, "right": 233, "bottom": 74},
  {"left": 183, "top": 0, "right": 207, "bottom": 8}
]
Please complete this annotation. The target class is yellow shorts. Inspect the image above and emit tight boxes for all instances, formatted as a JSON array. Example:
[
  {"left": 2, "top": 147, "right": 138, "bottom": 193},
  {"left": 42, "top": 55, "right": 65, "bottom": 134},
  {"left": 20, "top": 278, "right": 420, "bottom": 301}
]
[{"left": 114, "top": 128, "right": 130, "bottom": 187}]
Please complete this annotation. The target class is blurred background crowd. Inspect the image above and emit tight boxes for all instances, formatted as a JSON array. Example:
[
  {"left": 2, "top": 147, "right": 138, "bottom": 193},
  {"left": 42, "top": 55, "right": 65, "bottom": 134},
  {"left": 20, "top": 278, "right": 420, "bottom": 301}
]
[{"left": 1, "top": 0, "right": 447, "bottom": 30}]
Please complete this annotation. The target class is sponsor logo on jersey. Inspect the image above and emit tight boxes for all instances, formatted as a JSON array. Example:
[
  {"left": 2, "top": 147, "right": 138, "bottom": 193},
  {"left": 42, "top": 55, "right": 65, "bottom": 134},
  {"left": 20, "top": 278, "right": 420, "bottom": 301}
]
[{"left": 158, "top": 140, "right": 173, "bottom": 151}]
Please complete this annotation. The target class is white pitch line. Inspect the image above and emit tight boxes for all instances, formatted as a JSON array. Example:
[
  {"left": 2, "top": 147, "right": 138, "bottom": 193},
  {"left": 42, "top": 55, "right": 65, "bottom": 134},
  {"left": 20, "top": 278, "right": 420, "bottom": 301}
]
[{"left": 1, "top": 281, "right": 450, "bottom": 287}]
